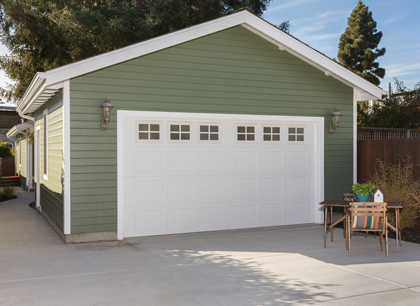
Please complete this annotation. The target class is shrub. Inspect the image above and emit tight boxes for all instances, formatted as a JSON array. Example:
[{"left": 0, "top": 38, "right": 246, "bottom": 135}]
[
  {"left": 1, "top": 186, "right": 16, "bottom": 198},
  {"left": 0, "top": 142, "right": 15, "bottom": 158},
  {"left": 371, "top": 156, "right": 420, "bottom": 231}
]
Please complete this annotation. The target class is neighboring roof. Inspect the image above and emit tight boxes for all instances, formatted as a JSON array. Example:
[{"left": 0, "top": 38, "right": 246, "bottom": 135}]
[
  {"left": 0, "top": 105, "right": 16, "bottom": 111},
  {"left": 17, "top": 9, "right": 387, "bottom": 115},
  {"left": 6, "top": 121, "right": 34, "bottom": 138}
]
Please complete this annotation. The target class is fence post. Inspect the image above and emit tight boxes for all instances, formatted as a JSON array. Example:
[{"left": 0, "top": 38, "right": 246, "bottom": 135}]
[{"left": 408, "top": 130, "right": 411, "bottom": 138}]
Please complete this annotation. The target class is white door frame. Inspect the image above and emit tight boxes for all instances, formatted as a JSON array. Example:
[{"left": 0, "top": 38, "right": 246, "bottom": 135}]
[
  {"left": 36, "top": 126, "right": 41, "bottom": 211},
  {"left": 117, "top": 110, "right": 325, "bottom": 240}
]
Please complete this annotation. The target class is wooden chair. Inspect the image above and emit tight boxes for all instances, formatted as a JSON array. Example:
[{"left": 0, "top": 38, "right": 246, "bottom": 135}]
[{"left": 346, "top": 202, "right": 388, "bottom": 257}]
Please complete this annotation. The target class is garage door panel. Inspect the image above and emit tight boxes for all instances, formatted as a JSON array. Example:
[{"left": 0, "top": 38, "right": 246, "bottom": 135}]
[
  {"left": 135, "top": 180, "right": 166, "bottom": 202},
  {"left": 259, "top": 177, "right": 283, "bottom": 198},
  {"left": 123, "top": 116, "right": 317, "bottom": 237},
  {"left": 260, "top": 151, "right": 283, "bottom": 171}
]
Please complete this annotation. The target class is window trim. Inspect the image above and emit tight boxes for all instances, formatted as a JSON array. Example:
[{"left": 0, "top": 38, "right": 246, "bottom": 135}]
[
  {"left": 262, "top": 125, "right": 282, "bottom": 143},
  {"left": 168, "top": 122, "right": 193, "bottom": 143},
  {"left": 18, "top": 142, "right": 21, "bottom": 166},
  {"left": 135, "top": 121, "right": 163, "bottom": 143},
  {"left": 287, "top": 126, "right": 306, "bottom": 143},
  {"left": 43, "top": 108, "right": 48, "bottom": 180},
  {"left": 235, "top": 124, "right": 257, "bottom": 143},
  {"left": 197, "top": 123, "right": 221, "bottom": 143}
]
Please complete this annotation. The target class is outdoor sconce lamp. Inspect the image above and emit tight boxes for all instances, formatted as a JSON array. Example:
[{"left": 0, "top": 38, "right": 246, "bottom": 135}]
[
  {"left": 100, "top": 97, "right": 114, "bottom": 131},
  {"left": 329, "top": 107, "right": 342, "bottom": 134}
]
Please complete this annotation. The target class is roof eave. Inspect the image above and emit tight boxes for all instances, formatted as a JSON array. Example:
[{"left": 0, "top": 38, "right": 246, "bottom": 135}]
[
  {"left": 6, "top": 121, "right": 34, "bottom": 137},
  {"left": 17, "top": 10, "right": 386, "bottom": 113}
]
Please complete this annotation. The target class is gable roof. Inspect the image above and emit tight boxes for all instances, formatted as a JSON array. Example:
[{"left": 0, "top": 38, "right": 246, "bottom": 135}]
[{"left": 17, "top": 9, "right": 387, "bottom": 115}]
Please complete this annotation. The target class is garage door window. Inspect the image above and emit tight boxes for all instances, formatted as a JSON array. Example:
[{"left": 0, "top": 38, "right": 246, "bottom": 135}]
[
  {"left": 263, "top": 127, "right": 280, "bottom": 141},
  {"left": 288, "top": 127, "right": 304, "bottom": 141},
  {"left": 237, "top": 126, "right": 255, "bottom": 141},
  {"left": 139, "top": 124, "right": 160, "bottom": 140},
  {"left": 170, "top": 124, "right": 190, "bottom": 140},
  {"left": 200, "top": 125, "right": 219, "bottom": 141}
]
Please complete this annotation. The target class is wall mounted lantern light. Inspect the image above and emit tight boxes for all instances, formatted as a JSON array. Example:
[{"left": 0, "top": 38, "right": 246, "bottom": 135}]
[
  {"left": 100, "top": 97, "right": 114, "bottom": 131},
  {"left": 329, "top": 108, "right": 342, "bottom": 134}
]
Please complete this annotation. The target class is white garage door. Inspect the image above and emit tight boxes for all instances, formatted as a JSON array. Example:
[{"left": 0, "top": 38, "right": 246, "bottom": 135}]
[{"left": 121, "top": 112, "right": 319, "bottom": 238}]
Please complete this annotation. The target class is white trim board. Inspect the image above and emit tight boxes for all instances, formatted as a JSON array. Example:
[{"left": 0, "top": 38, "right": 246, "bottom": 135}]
[
  {"left": 117, "top": 110, "right": 325, "bottom": 240},
  {"left": 17, "top": 10, "right": 386, "bottom": 115},
  {"left": 63, "top": 80, "right": 71, "bottom": 234},
  {"left": 35, "top": 125, "right": 41, "bottom": 211}
]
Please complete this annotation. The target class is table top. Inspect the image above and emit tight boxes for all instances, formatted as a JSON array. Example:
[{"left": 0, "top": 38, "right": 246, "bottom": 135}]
[{"left": 319, "top": 200, "right": 404, "bottom": 208}]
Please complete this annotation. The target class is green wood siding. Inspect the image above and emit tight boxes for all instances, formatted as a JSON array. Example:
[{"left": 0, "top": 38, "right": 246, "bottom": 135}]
[
  {"left": 35, "top": 92, "right": 64, "bottom": 231},
  {"left": 70, "top": 25, "right": 354, "bottom": 234}
]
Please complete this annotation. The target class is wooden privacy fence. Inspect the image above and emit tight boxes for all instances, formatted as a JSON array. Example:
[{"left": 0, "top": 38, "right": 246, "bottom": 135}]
[
  {"left": 0, "top": 156, "right": 16, "bottom": 177},
  {"left": 357, "top": 137, "right": 420, "bottom": 183}
]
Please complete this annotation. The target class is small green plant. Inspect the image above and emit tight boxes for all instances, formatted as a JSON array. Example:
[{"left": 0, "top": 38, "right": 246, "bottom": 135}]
[
  {"left": 352, "top": 181, "right": 377, "bottom": 196},
  {"left": 2, "top": 186, "right": 16, "bottom": 198},
  {"left": 0, "top": 190, "right": 4, "bottom": 199}
]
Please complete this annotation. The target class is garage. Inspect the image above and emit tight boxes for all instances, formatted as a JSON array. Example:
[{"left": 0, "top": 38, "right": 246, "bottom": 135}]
[{"left": 118, "top": 111, "right": 324, "bottom": 238}]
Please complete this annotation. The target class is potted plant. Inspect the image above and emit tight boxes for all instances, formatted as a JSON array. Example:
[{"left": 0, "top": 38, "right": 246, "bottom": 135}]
[{"left": 352, "top": 181, "right": 377, "bottom": 202}]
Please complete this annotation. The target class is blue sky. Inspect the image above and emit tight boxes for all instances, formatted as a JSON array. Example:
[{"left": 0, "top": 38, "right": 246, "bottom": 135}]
[
  {"left": 263, "top": 0, "right": 420, "bottom": 90},
  {"left": 0, "top": 0, "right": 418, "bottom": 98}
]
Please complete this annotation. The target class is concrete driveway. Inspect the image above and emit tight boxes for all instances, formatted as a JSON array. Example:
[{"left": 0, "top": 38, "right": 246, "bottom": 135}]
[{"left": 2, "top": 190, "right": 420, "bottom": 305}]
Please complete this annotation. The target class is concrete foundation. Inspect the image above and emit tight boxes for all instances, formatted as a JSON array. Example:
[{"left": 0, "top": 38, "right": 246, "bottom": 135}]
[{"left": 39, "top": 207, "right": 117, "bottom": 243}]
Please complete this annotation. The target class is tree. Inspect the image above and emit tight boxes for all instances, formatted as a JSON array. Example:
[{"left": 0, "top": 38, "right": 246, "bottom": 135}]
[
  {"left": 358, "top": 79, "right": 420, "bottom": 128},
  {"left": 277, "top": 20, "right": 290, "bottom": 33},
  {"left": 0, "top": 0, "right": 273, "bottom": 102},
  {"left": 0, "top": 141, "right": 15, "bottom": 158},
  {"left": 337, "top": 1, "right": 385, "bottom": 85}
]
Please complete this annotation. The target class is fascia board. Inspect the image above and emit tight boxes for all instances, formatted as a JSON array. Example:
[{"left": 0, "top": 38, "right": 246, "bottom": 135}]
[
  {"left": 6, "top": 121, "right": 34, "bottom": 137},
  {"left": 17, "top": 73, "right": 46, "bottom": 112},
  {"left": 241, "top": 17, "right": 387, "bottom": 99},
  {"left": 6, "top": 126, "right": 17, "bottom": 138}
]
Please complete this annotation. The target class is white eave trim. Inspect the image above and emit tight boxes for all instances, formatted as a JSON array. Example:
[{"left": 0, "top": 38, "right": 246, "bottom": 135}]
[
  {"left": 6, "top": 121, "right": 34, "bottom": 138},
  {"left": 17, "top": 10, "right": 386, "bottom": 114}
]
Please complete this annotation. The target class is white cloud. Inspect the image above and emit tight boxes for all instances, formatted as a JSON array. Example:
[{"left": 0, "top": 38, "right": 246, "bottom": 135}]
[
  {"left": 306, "top": 32, "right": 342, "bottom": 42},
  {"left": 267, "top": 0, "right": 315, "bottom": 13},
  {"left": 386, "top": 62, "right": 420, "bottom": 77},
  {"left": 291, "top": 10, "right": 348, "bottom": 26}
]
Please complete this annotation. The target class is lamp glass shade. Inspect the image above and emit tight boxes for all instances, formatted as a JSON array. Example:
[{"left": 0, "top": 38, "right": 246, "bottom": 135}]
[
  {"left": 332, "top": 108, "right": 342, "bottom": 127},
  {"left": 101, "top": 98, "right": 114, "bottom": 122}
]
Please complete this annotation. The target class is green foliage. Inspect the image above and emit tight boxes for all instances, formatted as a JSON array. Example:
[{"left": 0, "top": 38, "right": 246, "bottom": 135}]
[
  {"left": 1, "top": 186, "right": 15, "bottom": 198},
  {"left": 0, "top": 0, "right": 273, "bottom": 102},
  {"left": 352, "top": 181, "right": 377, "bottom": 196},
  {"left": 24, "top": 132, "right": 34, "bottom": 145},
  {"left": 0, "top": 141, "right": 15, "bottom": 158},
  {"left": 372, "top": 157, "right": 420, "bottom": 231},
  {"left": 358, "top": 78, "right": 420, "bottom": 128},
  {"left": 277, "top": 20, "right": 290, "bottom": 33},
  {"left": 0, "top": 190, "right": 3, "bottom": 199},
  {"left": 337, "top": 1, "right": 385, "bottom": 85}
]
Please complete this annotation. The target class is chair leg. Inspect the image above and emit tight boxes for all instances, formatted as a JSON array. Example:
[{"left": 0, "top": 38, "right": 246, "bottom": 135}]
[
  {"left": 380, "top": 233, "right": 383, "bottom": 251},
  {"left": 324, "top": 206, "right": 327, "bottom": 248},
  {"left": 348, "top": 216, "right": 351, "bottom": 256},
  {"left": 385, "top": 220, "right": 389, "bottom": 258},
  {"left": 330, "top": 206, "right": 333, "bottom": 242},
  {"left": 343, "top": 211, "right": 346, "bottom": 238},
  {"left": 345, "top": 216, "right": 348, "bottom": 250}
]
